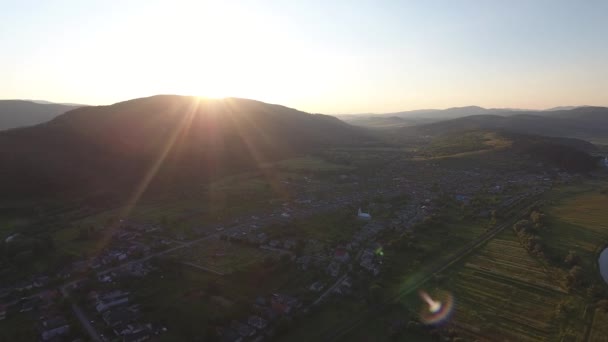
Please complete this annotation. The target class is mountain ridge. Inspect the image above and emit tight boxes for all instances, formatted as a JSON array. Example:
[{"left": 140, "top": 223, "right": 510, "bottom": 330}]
[{"left": 0, "top": 95, "right": 373, "bottom": 201}]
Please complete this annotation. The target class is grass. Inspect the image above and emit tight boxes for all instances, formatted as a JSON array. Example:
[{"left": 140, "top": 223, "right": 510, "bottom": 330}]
[
  {"left": 120, "top": 267, "right": 226, "bottom": 340},
  {"left": 0, "top": 217, "right": 31, "bottom": 240},
  {"left": 286, "top": 203, "right": 492, "bottom": 342},
  {"left": 282, "top": 299, "right": 370, "bottom": 342},
  {"left": 262, "top": 156, "right": 353, "bottom": 172},
  {"left": 0, "top": 313, "right": 38, "bottom": 341},
  {"left": 267, "top": 209, "right": 365, "bottom": 243},
  {"left": 589, "top": 308, "right": 608, "bottom": 342},
  {"left": 420, "top": 131, "right": 512, "bottom": 159},
  {"left": 169, "top": 239, "right": 274, "bottom": 274},
  {"left": 439, "top": 230, "right": 574, "bottom": 341},
  {"left": 421, "top": 178, "right": 608, "bottom": 341}
]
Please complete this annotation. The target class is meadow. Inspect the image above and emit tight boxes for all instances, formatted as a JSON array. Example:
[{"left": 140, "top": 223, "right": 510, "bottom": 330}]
[{"left": 430, "top": 179, "right": 608, "bottom": 341}]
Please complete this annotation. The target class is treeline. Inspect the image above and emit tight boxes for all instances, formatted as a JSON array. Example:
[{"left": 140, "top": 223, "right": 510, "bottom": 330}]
[{"left": 512, "top": 210, "right": 547, "bottom": 258}]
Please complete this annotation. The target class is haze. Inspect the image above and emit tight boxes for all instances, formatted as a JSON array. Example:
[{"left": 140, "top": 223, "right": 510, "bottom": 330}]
[{"left": 1, "top": 0, "right": 607, "bottom": 113}]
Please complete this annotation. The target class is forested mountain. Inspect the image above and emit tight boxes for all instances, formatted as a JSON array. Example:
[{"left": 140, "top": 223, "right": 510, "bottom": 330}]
[{"left": 0, "top": 95, "right": 371, "bottom": 200}]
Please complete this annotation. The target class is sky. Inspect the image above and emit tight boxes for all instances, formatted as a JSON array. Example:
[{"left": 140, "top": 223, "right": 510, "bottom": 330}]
[{"left": 1, "top": 0, "right": 607, "bottom": 114}]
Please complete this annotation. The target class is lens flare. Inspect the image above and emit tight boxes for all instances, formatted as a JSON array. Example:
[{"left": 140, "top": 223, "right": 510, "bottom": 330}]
[{"left": 418, "top": 290, "right": 455, "bottom": 325}]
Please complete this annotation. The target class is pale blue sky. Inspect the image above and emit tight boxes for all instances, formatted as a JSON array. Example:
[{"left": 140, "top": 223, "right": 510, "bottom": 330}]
[{"left": 1, "top": 0, "right": 607, "bottom": 113}]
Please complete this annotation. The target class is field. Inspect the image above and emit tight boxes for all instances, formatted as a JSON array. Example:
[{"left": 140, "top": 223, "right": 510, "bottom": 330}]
[
  {"left": 431, "top": 179, "right": 608, "bottom": 341},
  {"left": 168, "top": 238, "right": 275, "bottom": 275},
  {"left": 588, "top": 308, "right": 608, "bottom": 342},
  {"left": 542, "top": 188, "right": 608, "bottom": 271},
  {"left": 0, "top": 313, "right": 38, "bottom": 341},
  {"left": 419, "top": 131, "right": 512, "bottom": 159},
  {"left": 288, "top": 204, "right": 492, "bottom": 341},
  {"left": 442, "top": 231, "right": 577, "bottom": 341}
]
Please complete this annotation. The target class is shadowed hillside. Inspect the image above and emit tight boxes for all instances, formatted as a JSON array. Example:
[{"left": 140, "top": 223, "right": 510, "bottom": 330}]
[{"left": 0, "top": 95, "right": 372, "bottom": 200}]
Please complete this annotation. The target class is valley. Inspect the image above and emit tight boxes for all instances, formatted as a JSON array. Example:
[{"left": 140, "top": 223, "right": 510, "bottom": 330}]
[{"left": 0, "top": 97, "right": 607, "bottom": 342}]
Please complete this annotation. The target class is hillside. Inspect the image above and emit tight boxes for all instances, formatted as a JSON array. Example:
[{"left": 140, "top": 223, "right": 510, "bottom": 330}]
[
  {"left": 0, "top": 95, "right": 372, "bottom": 200},
  {"left": 337, "top": 106, "right": 524, "bottom": 127},
  {"left": 0, "top": 100, "right": 82, "bottom": 130},
  {"left": 399, "top": 107, "right": 608, "bottom": 142}
]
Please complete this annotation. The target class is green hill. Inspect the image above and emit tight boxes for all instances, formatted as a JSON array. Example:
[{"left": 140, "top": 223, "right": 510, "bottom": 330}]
[{"left": 0, "top": 95, "right": 372, "bottom": 200}]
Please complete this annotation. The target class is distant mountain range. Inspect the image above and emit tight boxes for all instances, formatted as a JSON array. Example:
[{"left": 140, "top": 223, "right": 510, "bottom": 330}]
[
  {"left": 399, "top": 106, "right": 608, "bottom": 143},
  {"left": 337, "top": 105, "right": 604, "bottom": 128},
  {"left": 0, "top": 100, "right": 84, "bottom": 130},
  {"left": 0, "top": 95, "right": 371, "bottom": 200}
]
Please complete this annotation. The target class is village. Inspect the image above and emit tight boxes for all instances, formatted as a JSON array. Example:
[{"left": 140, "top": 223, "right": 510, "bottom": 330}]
[{"left": 0, "top": 152, "right": 580, "bottom": 341}]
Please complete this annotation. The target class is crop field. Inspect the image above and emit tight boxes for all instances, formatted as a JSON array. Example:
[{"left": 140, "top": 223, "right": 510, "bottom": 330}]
[
  {"left": 438, "top": 180, "right": 608, "bottom": 342},
  {"left": 443, "top": 231, "right": 575, "bottom": 342},
  {"left": 588, "top": 308, "right": 608, "bottom": 342},
  {"left": 543, "top": 190, "right": 608, "bottom": 262},
  {"left": 539, "top": 181, "right": 608, "bottom": 341}
]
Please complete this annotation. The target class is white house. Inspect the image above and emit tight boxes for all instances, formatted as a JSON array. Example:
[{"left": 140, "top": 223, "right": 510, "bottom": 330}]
[{"left": 357, "top": 208, "right": 371, "bottom": 220}]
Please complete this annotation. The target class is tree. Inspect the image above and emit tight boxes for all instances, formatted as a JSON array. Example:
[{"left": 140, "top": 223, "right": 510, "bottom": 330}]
[
  {"left": 569, "top": 265, "right": 584, "bottom": 280},
  {"left": 530, "top": 210, "right": 545, "bottom": 228},
  {"left": 513, "top": 220, "right": 531, "bottom": 233},
  {"left": 565, "top": 265, "right": 584, "bottom": 290},
  {"left": 564, "top": 250, "right": 580, "bottom": 267}
]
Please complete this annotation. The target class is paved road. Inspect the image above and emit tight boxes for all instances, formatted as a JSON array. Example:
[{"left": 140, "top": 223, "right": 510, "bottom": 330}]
[{"left": 318, "top": 195, "right": 541, "bottom": 341}]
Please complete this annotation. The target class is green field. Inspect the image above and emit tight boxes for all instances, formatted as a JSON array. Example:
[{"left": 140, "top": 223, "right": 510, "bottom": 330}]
[
  {"left": 169, "top": 239, "right": 275, "bottom": 274},
  {"left": 441, "top": 231, "right": 575, "bottom": 341},
  {"left": 0, "top": 313, "right": 38, "bottom": 341},
  {"left": 287, "top": 203, "right": 492, "bottom": 341},
  {"left": 430, "top": 179, "right": 608, "bottom": 341},
  {"left": 420, "top": 131, "right": 512, "bottom": 159}
]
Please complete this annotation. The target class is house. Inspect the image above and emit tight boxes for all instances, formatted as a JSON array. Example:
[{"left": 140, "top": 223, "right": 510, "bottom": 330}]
[
  {"left": 103, "top": 307, "right": 139, "bottom": 327},
  {"left": 41, "top": 324, "right": 70, "bottom": 341},
  {"left": 296, "top": 255, "right": 311, "bottom": 270},
  {"left": 326, "top": 261, "right": 341, "bottom": 277},
  {"left": 334, "top": 248, "right": 350, "bottom": 263},
  {"left": 309, "top": 281, "right": 325, "bottom": 292},
  {"left": 248, "top": 315, "right": 268, "bottom": 330},
  {"left": 270, "top": 294, "right": 301, "bottom": 315},
  {"left": 122, "top": 329, "right": 151, "bottom": 342},
  {"left": 95, "top": 291, "right": 130, "bottom": 313},
  {"left": 455, "top": 194, "right": 470, "bottom": 204},
  {"left": 357, "top": 208, "right": 371, "bottom": 220},
  {"left": 231, "top": 320, "right": 256, "bottom": 337}
]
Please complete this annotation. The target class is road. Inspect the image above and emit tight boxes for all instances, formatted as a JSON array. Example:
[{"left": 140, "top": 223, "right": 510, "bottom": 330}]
[
  {"left": 318, "top": 195, "right": 541, "bottom": 341},
  {"left": 313, "top": 274, "right": 349, "bottom": 306},
  {"left": 59, "top": 187, "right": 431, "bottom": 340}
]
